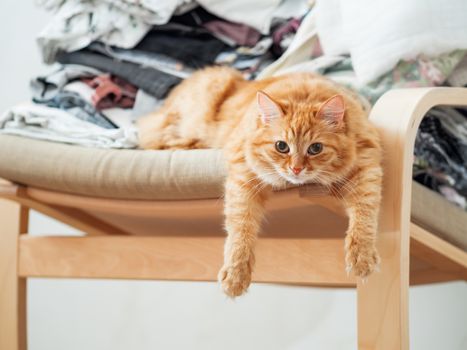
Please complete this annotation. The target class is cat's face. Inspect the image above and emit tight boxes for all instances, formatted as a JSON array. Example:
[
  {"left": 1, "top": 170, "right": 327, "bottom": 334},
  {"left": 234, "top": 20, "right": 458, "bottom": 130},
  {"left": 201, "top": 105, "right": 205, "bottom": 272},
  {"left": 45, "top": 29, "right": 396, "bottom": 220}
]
[{"left": 248, "top": 92, "right": 356, "bottom": 187}]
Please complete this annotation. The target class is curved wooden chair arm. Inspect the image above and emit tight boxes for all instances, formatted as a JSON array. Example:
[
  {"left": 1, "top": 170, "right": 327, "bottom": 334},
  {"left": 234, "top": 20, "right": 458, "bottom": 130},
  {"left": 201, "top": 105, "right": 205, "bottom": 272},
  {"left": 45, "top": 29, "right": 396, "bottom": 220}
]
[
  {"left": 370, "top": 87, "right": 467, "bottom": 235},
  {"left": 360, "top": 87, "right": 467, "bottom": 350}
]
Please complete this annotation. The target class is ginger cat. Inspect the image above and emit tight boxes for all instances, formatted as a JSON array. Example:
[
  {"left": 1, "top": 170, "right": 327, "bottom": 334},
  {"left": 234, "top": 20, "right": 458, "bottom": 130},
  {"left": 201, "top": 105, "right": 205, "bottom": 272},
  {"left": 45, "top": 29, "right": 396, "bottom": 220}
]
[{"left": 139, "top": 67, "right": 382, "bottom": 297}]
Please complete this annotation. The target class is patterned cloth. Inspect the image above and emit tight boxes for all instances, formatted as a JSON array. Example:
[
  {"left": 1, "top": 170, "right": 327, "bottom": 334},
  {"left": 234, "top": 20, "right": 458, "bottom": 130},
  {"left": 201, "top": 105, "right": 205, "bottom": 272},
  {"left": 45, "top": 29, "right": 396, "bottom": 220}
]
[
  {"left": 413, "top": 107, "right": 467, "bottom": 209},
  {"left": 324, "top": 51, "right": 466, "bottom": 105}
]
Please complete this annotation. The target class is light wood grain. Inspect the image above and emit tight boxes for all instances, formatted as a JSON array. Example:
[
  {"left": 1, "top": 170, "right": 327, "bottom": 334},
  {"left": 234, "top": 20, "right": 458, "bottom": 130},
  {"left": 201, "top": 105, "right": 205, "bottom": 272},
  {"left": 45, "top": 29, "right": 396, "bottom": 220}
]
[
  {"left": 0, "top": 199, "right": 28, "bottom": 350},
  {"left": 0, "top": 183, "right": 129, "bottom": 236},
  {"left": 410, "top": 223, "right": 467, "bottom": 279},
  {"left": 18, "top": 235, "right": 355, "bottom": 287},
  {"left": 408, "top": 254, "right": 463, "bottom": 285},
  {"left": 410, "top": 268, "right": 464, "bottom": 285},
  {"left": 24, "top": 186, "right": 337, "bottom": 218},
  {"left": 359, "top": 87, "right": 467, "bottom": 350},
  {"left": 17, "top": 231, "right": 463, "bottom": 288}
]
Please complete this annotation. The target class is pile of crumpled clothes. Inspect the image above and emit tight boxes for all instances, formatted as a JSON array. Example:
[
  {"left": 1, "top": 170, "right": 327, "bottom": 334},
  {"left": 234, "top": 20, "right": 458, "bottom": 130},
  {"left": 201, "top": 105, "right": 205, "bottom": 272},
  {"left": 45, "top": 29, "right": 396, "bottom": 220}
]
[
  {"left": 1, "top": 0, "right": 466, "bottom": 209},
  {"left": 1, "top": 0, "right": 309, "bottom": 148}
]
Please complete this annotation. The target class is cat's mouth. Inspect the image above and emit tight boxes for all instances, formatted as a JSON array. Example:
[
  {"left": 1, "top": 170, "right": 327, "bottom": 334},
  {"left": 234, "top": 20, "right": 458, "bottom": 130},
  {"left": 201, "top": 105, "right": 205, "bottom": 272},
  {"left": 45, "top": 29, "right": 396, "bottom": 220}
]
[
  {"left": 282, "top": 173, "right": 308, "bottom": 185},
  {"left": 262, "top": 164, "right": 312, "bottom": 186}
]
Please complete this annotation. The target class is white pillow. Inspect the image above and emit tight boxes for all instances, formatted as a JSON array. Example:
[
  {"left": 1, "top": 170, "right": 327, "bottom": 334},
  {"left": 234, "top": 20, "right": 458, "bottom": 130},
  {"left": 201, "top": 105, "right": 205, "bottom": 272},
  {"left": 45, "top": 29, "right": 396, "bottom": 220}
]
[
  {"left": 315, "top": 0, "right": 348, "bottom": 56},
  {"left": 316, "top": 0, "right": 467, "bottom": 84}
]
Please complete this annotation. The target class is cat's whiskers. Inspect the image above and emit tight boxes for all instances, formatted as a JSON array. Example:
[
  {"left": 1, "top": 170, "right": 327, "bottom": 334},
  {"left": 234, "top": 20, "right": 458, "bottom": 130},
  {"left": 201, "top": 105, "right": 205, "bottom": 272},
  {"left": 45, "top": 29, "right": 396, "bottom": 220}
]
[
  {"left": 313, "top": 173, "right": 355, "bottom": 212},
  {"left": 243, "top": 173, "right": 276, "bottom": 200},
  {"left": 317, "top": 169, "right": 359, "bottom": 197},
  {"left": 325, "top": 176, "right": 366, "bottom": 216},
  {"left": 314, "top": 176, "right": 343, "bottom": 203},
  {"left": 302, "top": 168, "right": 362, "bottom": 212},
  {"left": 333, "top": 176, "right": 360, "bottom": 203},
  {"left": 237, "top": 171, "right": 276, "bottom": 194}
]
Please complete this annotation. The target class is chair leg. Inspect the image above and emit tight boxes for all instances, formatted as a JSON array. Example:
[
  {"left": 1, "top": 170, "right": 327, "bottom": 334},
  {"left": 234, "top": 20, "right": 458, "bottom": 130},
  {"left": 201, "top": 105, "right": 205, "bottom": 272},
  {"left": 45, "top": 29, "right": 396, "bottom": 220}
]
[
  {"left": 0, "top": 199, "right": 29, "bottom": 350},
  {"left": 357, "top": 226, "right": 410, "bottom": 350}
]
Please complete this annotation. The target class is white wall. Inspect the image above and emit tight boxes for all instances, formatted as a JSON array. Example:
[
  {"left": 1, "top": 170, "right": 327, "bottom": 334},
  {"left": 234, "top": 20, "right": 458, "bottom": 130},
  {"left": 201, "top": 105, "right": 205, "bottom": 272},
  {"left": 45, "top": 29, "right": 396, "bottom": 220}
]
[{"left": 0, "top": 1, "right": 466, "bottom": 349}]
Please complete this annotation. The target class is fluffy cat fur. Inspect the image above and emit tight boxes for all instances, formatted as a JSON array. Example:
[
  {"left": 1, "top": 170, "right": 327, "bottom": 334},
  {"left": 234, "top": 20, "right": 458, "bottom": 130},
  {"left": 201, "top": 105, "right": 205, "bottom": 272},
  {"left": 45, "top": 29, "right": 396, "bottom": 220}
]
[{"left": 139, "top": 67, "right": 382, "bottom": 297}]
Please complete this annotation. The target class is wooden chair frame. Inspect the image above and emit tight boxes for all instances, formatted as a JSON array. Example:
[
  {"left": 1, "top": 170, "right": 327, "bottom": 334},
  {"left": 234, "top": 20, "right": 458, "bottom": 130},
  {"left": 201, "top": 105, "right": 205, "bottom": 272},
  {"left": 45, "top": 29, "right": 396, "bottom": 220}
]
[{"left": 1, "top": 88, "right": 467, "bottom": 350}]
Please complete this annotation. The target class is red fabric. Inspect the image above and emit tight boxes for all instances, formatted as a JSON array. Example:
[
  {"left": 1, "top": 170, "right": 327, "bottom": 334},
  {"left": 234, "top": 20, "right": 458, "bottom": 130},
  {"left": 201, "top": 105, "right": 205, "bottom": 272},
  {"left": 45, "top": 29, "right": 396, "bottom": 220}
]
[{"left": 82, "top": 74, "right": 138, "bottom": 110}]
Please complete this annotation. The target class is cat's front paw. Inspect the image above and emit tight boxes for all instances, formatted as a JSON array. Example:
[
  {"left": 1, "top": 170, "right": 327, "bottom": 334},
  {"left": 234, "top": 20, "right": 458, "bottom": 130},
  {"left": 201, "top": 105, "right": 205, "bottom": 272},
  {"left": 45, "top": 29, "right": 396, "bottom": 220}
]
[
  {"left": 218, "top": 260, "right": 253, "bottom": 298},
  {"left": 345, "top": 234, "right": 380, "bottom": 279}
]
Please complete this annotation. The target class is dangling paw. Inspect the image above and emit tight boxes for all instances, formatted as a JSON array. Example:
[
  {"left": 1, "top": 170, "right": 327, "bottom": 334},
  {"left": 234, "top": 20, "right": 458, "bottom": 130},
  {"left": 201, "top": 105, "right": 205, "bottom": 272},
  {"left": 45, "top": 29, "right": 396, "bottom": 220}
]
[
  {"left": 218, "top": 258, "right": 253, "bottom": 298},
  {"left": 345, "top": 235, "right": 380, "bottom": 279}
]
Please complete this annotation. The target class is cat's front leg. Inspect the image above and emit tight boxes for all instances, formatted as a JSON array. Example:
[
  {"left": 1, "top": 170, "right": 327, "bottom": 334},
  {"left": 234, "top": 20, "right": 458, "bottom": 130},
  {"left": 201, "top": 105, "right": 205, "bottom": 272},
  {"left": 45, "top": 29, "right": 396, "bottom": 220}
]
[
  {"left": 219, "top": 169, "right": 269, "bottom": 297},
  {"left": 341, "top": 165, "right": 383, "bottom": 279}
]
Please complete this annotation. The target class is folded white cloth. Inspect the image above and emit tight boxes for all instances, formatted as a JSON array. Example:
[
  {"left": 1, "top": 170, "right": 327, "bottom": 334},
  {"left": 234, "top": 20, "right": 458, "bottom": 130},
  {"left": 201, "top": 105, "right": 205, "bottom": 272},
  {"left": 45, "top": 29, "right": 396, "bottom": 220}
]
[
  {"left": 198, "top": 0, "right": 309, "bottom": 34},
  {"left": 316, "top": 0, "right": 467, "bottom": 84},
  {"left": 197, "top": 0, "right": 280, "bottom": 34},
  {"left": 0, "top": 104, "right": 138, "bottom": 149}
]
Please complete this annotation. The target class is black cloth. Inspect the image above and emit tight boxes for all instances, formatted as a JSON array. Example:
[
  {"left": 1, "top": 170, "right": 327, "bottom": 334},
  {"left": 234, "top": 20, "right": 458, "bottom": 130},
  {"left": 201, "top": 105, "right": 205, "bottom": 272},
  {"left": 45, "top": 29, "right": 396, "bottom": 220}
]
[
  {"left": 57, "top": 51, "right": 181, "bottom": 99},
  {"left": 134, "top": 24, "right": 226, "bottom": 69}
]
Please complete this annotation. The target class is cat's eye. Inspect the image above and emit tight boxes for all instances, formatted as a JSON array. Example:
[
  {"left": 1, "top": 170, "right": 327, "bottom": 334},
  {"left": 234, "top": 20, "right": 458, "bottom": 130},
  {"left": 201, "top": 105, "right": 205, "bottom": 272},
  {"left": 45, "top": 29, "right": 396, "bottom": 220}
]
[
  {"left": 275, "top": 141, "right": 289, "bottom": 153},
  {"left": 307, "top": 143, "right": 323, "bottom": 155}
]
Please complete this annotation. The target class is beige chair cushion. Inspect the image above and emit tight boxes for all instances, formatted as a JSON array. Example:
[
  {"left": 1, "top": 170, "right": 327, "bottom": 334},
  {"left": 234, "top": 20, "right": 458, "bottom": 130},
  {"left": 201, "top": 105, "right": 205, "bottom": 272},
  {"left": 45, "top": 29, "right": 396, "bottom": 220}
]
[
  {"left": 0, "top": 134, "right": 226, "bottom": 200},
  {"left": 0, "top": 134, "right": 465, "bottom": 249}
]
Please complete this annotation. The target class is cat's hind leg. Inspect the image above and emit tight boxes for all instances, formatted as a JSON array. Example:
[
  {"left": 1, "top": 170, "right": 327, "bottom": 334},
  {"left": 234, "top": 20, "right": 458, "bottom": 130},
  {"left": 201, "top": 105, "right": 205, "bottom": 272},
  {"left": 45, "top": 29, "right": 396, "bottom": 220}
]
[
  {"left": 163, "top": 137, "right": 206, "bottom": 150},
  {"left": 138, "top": 111, "right": 206, "bottom": 150},
  {"left": 137, "top": 109, "right": 179, "bottom": 149}
]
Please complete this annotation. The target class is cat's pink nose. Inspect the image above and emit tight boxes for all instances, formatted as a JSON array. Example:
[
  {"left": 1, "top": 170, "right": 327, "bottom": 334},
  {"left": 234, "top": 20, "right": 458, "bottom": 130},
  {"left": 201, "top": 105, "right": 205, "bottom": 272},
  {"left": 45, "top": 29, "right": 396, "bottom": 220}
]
[{"left": 290, "top": 167, "right": 303, "bottom": 175}]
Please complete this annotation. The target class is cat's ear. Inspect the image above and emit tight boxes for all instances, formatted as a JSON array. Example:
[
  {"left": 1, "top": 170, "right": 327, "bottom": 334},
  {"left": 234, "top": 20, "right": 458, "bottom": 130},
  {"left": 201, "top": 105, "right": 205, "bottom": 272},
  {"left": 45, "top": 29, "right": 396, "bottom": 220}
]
[
  {"left": 257, "top": 91, "right": 283, "bottom": 123},
  {"left": 316, "top": 95, "right": 345, "bottom": 125}
]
